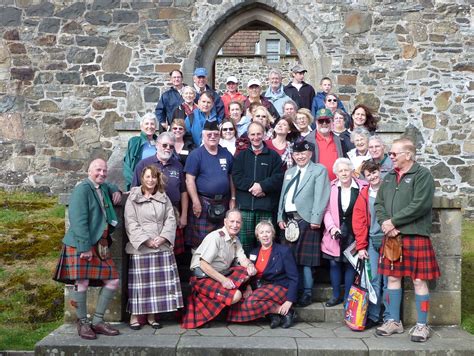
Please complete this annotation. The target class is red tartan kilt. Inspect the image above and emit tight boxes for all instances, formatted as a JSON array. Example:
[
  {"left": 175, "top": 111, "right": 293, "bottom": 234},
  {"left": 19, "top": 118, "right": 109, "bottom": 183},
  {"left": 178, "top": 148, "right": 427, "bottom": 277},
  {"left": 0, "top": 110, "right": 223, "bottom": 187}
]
[
  {"left": 227, "top": 284, "right": 288, "bottom": 322},
  {"left": 174, "top": 227, "right": 185, "bottom": 255},
  {"left": 181, "top": 266, "right": 250, "bottom": 329},
  {"left": 378, "top": 235, "right": 440, "bottom": 280},
  {"left": 53, "top": 244, "right": 119, "bottom": 286}
]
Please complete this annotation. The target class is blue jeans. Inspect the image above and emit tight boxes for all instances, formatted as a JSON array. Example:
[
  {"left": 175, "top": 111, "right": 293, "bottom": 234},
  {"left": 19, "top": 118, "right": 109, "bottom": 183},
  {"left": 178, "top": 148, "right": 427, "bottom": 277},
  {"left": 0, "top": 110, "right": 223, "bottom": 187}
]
[
  {"left": 298, "top": 265, "right": 313, "bottom": 296},
  {"left": 367, "top": 240, "right": 388, "bottom": 322},
  {"left": 329, "top": 259, "right": 357, "bottom": 302}
]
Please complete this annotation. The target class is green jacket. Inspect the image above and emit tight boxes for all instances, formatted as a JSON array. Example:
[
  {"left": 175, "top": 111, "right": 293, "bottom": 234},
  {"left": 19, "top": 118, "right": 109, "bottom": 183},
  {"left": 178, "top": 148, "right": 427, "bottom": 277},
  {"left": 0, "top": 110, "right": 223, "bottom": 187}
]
[
  {"left": 375, "top": 162, "right": 435, "bottom": 237},
  {"left": 123, "top": 132, "right": 157, "bottom": 190},
  {"left": 62, "top": 179, "right": 120, "bottom": 253}
]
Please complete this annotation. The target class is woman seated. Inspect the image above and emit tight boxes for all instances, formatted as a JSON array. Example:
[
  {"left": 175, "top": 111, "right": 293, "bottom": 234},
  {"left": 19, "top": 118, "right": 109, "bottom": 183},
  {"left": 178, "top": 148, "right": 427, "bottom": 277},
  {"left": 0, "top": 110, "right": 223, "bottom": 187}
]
[
  {"left": 219, "top": 118, "right": 238, "bottom": 155},
  {"left": 123, "top": 113, "right": 158, "bottom": 191},
  {"left": 265, "top": 115, "right": 300, "bottom": 170},
  {"left": 170, "top": 118, "right": 195, "bottom": 166},
  {"left": 322, "top": 158, "right": 368, "bottom": 307},
  {"left": 228, "top": 221, "right": 299, "bottom": 329},
  {"left": 347, "top": 127, "right": 371, "bottom": 177},
  {"left": 124, "top": 165, "right": 184, "bottom": 330}
]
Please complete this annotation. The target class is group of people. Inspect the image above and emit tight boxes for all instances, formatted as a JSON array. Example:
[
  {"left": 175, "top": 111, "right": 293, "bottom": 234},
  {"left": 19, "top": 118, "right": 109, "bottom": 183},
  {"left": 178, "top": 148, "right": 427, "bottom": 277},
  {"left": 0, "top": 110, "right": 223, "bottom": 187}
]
[{"left": 53, "top": 64, "right": 440, "bottom": 344}]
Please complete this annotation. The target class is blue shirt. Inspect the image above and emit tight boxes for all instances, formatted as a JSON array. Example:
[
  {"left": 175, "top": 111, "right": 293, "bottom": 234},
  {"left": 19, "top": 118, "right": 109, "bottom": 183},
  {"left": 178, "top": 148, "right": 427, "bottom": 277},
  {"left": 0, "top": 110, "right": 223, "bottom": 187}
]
[
  {"left": 184, "top": 146, "right": 233, "bottom": 197},
  {"left": 141, "top": 141, "right": 156, "bottom": 160},
  {"left": 185, "top": 108, "right": 219, "bottom": 146},
  {"left": 131, "top": 156, "right": 185, "bottom": 207}
]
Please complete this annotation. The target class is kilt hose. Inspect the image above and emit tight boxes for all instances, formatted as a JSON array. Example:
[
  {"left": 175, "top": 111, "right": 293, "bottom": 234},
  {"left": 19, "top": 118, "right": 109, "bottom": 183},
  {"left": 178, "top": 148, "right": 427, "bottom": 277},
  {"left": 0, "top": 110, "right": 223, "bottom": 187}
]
[
  {"left": 174, "top": 227, "right": 185, "bottom": 255},
  {"left": 186, "top": 195, "right": 229, "bottom": 249},
  {"left": 53, "top": 244, "right": 119, "bottom": 287},
  {"left": 227, "top": 284, "right": 288, "bottom": 322},
  {"left": 378, "top": 235, "right": 441, "bottom": 280},
  {"left": 127, "top": 251, "right": 184, "bottom": 315},
  {"left": 283, "top": 219, "right": 322, "bottom": 267},
  {"left": 239, "top": 210, "right": 273, "bottom": 255},
  {"left": 181, "top": 266, "right": 250, "bottom": 329}
]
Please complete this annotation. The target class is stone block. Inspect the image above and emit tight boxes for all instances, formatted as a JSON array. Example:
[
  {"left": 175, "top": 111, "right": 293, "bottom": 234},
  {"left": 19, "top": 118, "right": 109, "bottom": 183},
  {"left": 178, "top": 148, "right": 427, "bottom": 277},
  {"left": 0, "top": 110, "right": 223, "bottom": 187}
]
[
  {"left": 55, "top": 72, "right": 80, "bottom": 85},
  {"left": 102, "top": 42, "right": 132, "bottom": 72},
  {"left": 0, "top": 7, "right": 22, "bottom": 26},
  {"left": 434, "top": 91, "right": 452, "bottom": 112},
  {"left": 84, "top": 74, "right": 98, "bottom": 86},
  {"left": 430, "top": 162, "right": 455, "bottom": 179},
  {"left": 103, "top": 73, "right": 134, "bottom": 82},
  {"left": 437, "top": 143, "right": 461, "bottom": 156},
  {"left": 67, "top": 47, "right": 96, "bottom": 64},
  {"left": 26, "top": 2, "right": 54, "bottom": 17},
  {"left": 0, "top": 95, "right": 16, "bottom": 113},
  {"left": 457, "top": 166, "right": 474, "bottom": 185},
  {"left": 8, "top": 43, "right": 27, "bottom": 54},
  {"left": 158, "top": 8, "right": 190, "bottom": 19},
  {"left": 453, "top": 63, "right": 474, "bottom": 72},
  {"left": 76, "top": 36, "right": 109, "bottom": 48},
  {"left": 337, "top": 74, "right": 357, "bottom": 86},
  {"left": 55, "top": 2, "right": 85, "bottom": 19},
  {"left": 421, "top": 113, "right": 436, "bottom": 128},
  {"left": 403, "top": 290, "right": 460, "bottom": 325},
  {"left": 126, "top": 84, "right": 143, "bottom": 111},
  {"left": 36, "top": 34, "right": 56, "bottom": 46},
  {"left": 0, "top": 113, "right": 24, "bottom": 140},
  {"left": 92, "top": 0, "right": 121, "bottom": 11},
  {"left": 50, "top": 157, "right": 83, "bottom": 171},
  {"left": 169, "top": 21, "right": 190, "bottom": 42},
  {"left": 37, "top": 99, "right": 59, "bottom": 112},
  {"left": 100, "top": 111, "right": 123, "bottom": 138},
  {"left": 3, "top": 29, "right": 20, "bottom": 40},
  {"left": 113, "top": 10, "right": 139, "bottom": 23},
  {"left": 402, "top": 44, "right": 417, "bottom": 59},
  {"left": 74, "top": 118, "right": 100, "bottom": 146},
  {"left": 408, "top": 22, "right": 428, "bottom": 42},
  {"left": 46, "top": 126, "right": 74, "bottom": 147},
  {"left": 85, "top": 11, "right": 112, "bottom": 25},
  {"left": 92, "top": 98, "right": 117, "bottom": 111},
  {"left": 39, "top": 17, "right": 61, "bottom": 34},
  {"left": 155, "top": 64, "right": 182, "bottom": 73},
  {"left": 11, "top": 67, "right": 35, "bottom": 81},
  {"left": 144, "top": 87, "right": 161, "bottom": 103},
  {"left": 431, "top": 256, "right": 462, "bottom": 291},
  {"left": 294, "top": 303, "right": 325, "bottom": 323},
  {"left": 354, "top": 93, "right": 380, "bottom": 112}
]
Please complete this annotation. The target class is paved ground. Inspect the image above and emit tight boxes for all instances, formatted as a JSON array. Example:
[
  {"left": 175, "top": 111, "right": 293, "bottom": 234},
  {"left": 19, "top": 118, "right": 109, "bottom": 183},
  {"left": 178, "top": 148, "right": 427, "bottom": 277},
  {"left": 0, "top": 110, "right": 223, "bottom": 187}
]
[{"left": 34, "top": 320, "right": 474, "bottom": 355}]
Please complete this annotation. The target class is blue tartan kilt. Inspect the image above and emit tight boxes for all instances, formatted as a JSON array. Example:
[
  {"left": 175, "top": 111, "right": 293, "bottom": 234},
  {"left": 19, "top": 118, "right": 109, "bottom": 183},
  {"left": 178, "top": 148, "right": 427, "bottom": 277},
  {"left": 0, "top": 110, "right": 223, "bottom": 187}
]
[{"left": 283, "top": 219, "right": 322, "bottom": 267}]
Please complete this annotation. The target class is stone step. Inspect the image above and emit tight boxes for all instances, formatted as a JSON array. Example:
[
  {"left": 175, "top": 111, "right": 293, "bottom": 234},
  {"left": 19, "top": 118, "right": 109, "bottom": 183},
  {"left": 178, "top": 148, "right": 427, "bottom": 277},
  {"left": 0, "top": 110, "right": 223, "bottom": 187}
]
[
  {"left": 295, "top": 302, "right": 345, "bottom": 323},
  {"left": 35, "top": 322, "right": 474, "bottom": 356}
]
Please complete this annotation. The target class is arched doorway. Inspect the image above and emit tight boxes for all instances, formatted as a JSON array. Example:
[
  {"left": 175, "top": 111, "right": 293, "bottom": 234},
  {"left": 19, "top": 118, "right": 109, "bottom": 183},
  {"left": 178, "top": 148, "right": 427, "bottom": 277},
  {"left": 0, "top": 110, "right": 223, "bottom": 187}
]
[{"left": 182, "top": 2, "right": 322, "bottom": 87}]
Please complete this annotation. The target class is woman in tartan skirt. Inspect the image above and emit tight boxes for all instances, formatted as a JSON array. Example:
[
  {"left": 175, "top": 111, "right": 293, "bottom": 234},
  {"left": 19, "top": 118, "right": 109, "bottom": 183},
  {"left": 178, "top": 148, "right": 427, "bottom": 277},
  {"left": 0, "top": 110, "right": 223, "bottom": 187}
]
[
  {"left": 124, "top": 165, "right": 183, "bottom": 330},
  {"left": 227, "top": 221, "right": 299, "bottom": 328}
]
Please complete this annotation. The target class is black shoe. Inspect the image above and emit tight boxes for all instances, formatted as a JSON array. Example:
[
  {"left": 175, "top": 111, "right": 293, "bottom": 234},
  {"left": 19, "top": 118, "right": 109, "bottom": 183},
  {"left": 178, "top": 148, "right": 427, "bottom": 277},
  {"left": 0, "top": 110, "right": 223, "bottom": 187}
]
[
  {"left": 325, "top": 297, "right": 344, "bottom": 307},
  {"left": 297, "top": 294, "right": 312, "bottom": 307},
  {"left": 364, "top": 318, "right": 381, "bottom": 330},
  {"left": 269, "top": 314, "right": 282, "bottom": 329},
  {"left": 281, "top": 309, "right": 296, "bottom": 329}
]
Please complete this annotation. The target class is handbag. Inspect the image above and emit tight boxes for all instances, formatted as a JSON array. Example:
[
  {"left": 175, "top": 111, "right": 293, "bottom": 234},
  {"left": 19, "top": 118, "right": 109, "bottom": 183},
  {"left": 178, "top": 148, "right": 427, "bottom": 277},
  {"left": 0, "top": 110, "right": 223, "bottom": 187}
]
[
  {"left": 207, "top": 201, "right": 227, "bottom": 223},
  {"left": 285, "top": 218, "right": 300, "bottom": 242},
  {"left": 381, "top": 234, "right": 402, "bottom": 270},
  {"left": 344, "top": 259, "right": 369, "bottom": 331}
]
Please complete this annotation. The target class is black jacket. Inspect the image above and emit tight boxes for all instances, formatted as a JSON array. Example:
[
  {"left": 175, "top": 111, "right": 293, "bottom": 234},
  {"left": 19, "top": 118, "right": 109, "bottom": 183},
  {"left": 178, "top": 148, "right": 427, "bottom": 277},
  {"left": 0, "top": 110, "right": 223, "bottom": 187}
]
[
  {"left": 233, "top": 144, "right": 283, "bottom": 211},
  {"left": 284, "top": 81, "right": 315, "bottom": 110}
]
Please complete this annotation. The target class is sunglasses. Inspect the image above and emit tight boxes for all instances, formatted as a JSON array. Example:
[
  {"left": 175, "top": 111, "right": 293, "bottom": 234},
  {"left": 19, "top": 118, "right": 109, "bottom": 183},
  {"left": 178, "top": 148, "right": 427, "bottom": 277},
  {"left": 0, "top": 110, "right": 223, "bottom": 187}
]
[
  {"left": 172, "top": 127, "right": 184, "bottom": 131},
  {"left": 326, "top": 99, "right": 337, "bottom": 103},
  {"left": 221, "top": 127, "right": 234, "bottom": 132},
  {"left": 206, "top": 132, "right": 220, "bottom": 138},
  {"left": 388, "top": 151, "right": 408, "bottom": 158},
  {"left": 161, "top": 143, "right": 175, "bottom": 150},
  {"left": 317, "top": 119, "right": 331, "bottom": 125}
]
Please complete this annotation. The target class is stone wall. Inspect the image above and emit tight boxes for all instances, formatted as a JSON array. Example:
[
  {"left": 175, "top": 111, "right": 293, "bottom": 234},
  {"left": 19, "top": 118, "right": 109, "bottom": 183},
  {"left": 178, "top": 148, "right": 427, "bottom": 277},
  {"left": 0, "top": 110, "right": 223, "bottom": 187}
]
[{"left": 0, "top": 0, "right": 472, "bottom": 217}]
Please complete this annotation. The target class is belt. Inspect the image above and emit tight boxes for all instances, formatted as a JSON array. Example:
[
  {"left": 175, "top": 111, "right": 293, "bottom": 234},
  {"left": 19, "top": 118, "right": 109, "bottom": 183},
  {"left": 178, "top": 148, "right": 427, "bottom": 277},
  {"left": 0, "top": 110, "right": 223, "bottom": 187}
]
[
  {"left": 286, "top": 211, "right": 302, "bottom": 220},
  {"left": 199, "top": 193, "right": 228, "bottom": 201}
]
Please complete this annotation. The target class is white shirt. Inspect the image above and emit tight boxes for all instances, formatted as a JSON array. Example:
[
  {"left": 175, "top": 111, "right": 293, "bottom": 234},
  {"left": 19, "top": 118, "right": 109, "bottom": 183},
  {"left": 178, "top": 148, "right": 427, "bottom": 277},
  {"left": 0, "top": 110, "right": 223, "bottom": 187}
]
[
  {"left": 337, "top": 179, "right": 359, "bottom": 213},
  {"left": 284, "top": 163, "right": 309, "bottom": 213}
]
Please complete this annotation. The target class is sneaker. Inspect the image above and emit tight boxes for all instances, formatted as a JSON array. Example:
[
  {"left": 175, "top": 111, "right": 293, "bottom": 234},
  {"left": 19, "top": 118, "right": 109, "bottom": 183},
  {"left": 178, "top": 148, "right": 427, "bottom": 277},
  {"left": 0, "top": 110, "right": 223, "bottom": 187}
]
[
  {"left": 409, "top": 324, "right": 432, "bottom": 342},
  {"left": 375, "top": 320, "right": 404, "bottom": 336}
]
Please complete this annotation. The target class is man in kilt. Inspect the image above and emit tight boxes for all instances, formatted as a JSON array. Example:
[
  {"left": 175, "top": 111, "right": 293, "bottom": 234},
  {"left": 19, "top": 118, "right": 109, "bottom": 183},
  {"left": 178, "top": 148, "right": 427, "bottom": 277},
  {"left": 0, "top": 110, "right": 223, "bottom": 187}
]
[
  {"left": 184, "top": 120, "right": 236, "bottom": 249},
  {"left": 277, "top": 141, "right": 330, "bottom": 307},
  {"left": 53, "top": 159, "right": 122, "bottom": 340},
  {"left": 181, "top": 209, "right": 257, "bottom": 329},
  {"left": 375, "top": 137, "right": 440, "bottom": 342}
]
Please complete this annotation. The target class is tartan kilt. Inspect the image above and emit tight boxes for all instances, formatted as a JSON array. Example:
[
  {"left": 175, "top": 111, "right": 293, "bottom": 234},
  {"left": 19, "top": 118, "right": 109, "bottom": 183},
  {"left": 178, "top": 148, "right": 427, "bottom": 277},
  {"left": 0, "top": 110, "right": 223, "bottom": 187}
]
[
  {"left": 185, "top": 195, "right": 229, "bottom": 249},
  {"left": 378, "top": 235, "right": 441, "bottom": 280},
  {"left": 174, "top": 227, "right": 185, "bottom": 255},
  {"left": 181, "top": 266, "right": 250, "bottom": 329},
  {"left": 53, "top": 244, "right": 119, "bottom": 286},
  {"left": 239, "top": 210, "right": 273, "bottom": 255},
  {"left": 283, "top": 219, "right": 322, "bottom": 266},
  {"left": 127, "top": 251, "right": 184, "bottom": 314},
  {"left": 227, "top": 284, "right": 287, "bottom": 322}
]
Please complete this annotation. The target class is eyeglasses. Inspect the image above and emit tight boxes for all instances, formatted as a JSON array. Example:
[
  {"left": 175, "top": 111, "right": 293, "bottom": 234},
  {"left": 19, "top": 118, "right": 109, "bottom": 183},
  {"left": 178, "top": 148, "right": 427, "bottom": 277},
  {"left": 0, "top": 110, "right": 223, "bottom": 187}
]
[
  {"left": 317, "top": 119, "right": 331, "bottom": 125},
  {"left": 172, "top": 127, "right": 184, "bottom": 131},
  {"left": 206, "top": 132, "right": 220, "bottom": 138},
  {"left": 388, "top": 151, "right": 408, "bottom": 158},
  {"left": 161, "top": 143, "right": 175, "bottom": 150},
  {"left": 326, "top": 99, "right": 337, "bottom": 103},
  {"left": 221, "top": 127, "right": 234, "bottom": 132}
]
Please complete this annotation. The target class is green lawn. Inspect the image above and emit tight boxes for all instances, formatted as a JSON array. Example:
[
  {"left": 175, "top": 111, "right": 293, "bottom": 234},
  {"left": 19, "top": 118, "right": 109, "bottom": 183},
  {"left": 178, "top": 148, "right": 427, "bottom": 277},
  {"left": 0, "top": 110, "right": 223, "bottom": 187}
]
[{"left": 461, "top": 219, "right": 474, "bottom": 333}]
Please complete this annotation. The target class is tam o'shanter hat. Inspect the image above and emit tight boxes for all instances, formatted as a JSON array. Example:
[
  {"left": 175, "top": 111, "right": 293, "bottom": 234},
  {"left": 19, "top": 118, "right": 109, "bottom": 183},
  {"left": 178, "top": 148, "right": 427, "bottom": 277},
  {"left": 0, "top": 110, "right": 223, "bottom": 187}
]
[
  {"left": 293, "top": 140, "right": 314, "bottom": 152},
  {"left": 203, "top": 120, "right": 219, "bottom": 131}
]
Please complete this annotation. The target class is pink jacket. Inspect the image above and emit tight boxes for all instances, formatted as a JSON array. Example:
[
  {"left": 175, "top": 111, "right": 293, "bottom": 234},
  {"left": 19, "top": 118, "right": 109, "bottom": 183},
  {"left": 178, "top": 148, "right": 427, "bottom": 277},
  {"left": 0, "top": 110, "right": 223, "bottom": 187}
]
[{"left": 321, "top": 178, "right": 368, "bottom": 257}]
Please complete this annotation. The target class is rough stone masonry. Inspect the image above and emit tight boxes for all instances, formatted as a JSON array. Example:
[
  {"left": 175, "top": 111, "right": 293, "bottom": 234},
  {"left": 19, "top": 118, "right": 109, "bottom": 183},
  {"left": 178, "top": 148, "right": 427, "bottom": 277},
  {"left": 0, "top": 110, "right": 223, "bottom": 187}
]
[{"left": 0, "top": 0, "right": 472, "bottom": 217}]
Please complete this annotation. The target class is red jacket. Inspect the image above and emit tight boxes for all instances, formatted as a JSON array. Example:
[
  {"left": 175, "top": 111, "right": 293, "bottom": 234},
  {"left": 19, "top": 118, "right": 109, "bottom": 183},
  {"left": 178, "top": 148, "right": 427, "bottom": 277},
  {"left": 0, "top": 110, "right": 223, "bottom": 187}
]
[{"left": 352, "top": 185, "right": 370, "bottom": 251}]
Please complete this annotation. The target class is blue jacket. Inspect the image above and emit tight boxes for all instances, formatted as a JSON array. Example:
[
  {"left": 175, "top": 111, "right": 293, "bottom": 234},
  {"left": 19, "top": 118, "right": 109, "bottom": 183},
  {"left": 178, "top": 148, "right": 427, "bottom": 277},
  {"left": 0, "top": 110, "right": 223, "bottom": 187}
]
[
  {"left": 185, "top": 107, "right": 219, "bottom": 146},
  {"left": 264, "top": 85, "right": 291, "bottom": 116},
  {"left": 155, "top": 86, "right": 184, "bottom": 126},
  {"left": 249, "top": 243, "right": 299, "bottom": 302},
  {"left": 195, "top": 85, "right": 225, "bottom": 122},
  {"left": 311, "top": 91, "right": 347, "bottom": 118}
]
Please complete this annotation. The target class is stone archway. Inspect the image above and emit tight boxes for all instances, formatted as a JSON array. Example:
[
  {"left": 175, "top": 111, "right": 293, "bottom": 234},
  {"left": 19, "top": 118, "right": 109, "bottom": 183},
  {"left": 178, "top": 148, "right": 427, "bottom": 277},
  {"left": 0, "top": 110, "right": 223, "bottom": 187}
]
[{"left": 182, "top": 3, "right": 322, "bottom": 87}]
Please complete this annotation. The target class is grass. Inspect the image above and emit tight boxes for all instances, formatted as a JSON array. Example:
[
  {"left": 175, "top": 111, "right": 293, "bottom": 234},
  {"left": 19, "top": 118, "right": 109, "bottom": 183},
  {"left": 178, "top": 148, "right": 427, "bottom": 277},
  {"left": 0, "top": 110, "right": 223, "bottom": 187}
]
[
  {"left": 461, "top": 219, "right": 474, "bottom": 333},
  {"left": 0, "top": 190, "right": 65, "bottom": 351}
]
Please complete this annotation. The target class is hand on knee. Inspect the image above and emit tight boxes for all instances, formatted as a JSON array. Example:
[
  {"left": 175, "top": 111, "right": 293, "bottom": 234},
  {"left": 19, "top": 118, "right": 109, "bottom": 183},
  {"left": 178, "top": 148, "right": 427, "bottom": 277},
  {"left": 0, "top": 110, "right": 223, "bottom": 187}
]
[{"left": 231, "top": 290, "right": 242, "bottom": 304}]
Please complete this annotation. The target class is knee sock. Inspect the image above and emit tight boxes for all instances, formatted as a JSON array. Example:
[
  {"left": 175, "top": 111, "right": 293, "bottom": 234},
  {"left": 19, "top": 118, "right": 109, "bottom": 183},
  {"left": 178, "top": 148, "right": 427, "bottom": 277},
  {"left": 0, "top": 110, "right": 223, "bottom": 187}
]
[
  {"left": 415, "top": 293, "right": 430, "bottom": 325},
  {"left": 72, "top": 290, "right": 88, "bottom": 321},
  {"left": 383, "top": 288, "right": 402, "bottom": 322},
  {"left": 92, "top": 287, "right": 116, "bottom": 325},
  {"left": 329, "top": 260, "right": 342, "bottom": 299}
]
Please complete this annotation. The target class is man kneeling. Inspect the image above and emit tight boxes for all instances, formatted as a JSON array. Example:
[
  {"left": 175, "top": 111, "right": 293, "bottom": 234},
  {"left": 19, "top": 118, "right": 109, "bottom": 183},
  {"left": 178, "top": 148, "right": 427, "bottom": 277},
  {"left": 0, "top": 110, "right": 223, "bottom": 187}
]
[{"left": 181, "top": 209, "right": 256, "bottom": 329}]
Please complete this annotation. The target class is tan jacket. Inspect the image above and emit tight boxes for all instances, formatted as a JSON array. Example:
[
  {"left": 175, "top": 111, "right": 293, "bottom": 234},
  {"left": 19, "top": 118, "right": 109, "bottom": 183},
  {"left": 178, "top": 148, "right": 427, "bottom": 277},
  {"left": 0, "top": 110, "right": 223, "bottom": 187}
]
[{"left": 124, "top": 186, "right": 176, "bottom": 255}]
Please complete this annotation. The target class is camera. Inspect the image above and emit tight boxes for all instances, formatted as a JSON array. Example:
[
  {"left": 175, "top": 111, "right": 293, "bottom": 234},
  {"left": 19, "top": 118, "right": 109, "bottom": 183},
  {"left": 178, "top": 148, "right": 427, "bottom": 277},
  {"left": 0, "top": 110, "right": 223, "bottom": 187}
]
[{"left": 334, "top": 231, "right": 342, "bottom": 240}]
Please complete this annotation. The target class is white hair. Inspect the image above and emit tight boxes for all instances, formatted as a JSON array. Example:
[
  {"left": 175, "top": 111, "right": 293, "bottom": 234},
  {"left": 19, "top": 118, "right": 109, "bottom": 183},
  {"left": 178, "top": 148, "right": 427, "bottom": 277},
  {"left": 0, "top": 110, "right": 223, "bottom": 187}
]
[
  {"left": 350, "top": 127, "right": 370, "bottom": 143},
  {"left": 140, "top": 112, "right": 157, "bottom": 125},
  {"left": 333, "top": 157, "right": 354, "bottom": 174}
]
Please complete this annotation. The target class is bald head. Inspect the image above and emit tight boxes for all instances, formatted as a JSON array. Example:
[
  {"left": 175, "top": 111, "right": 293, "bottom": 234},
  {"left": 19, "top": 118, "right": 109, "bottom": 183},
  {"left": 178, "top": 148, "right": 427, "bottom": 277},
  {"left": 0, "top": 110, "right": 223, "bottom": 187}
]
[{"left": 88, "top": 159, "right": 107, "bottom": 185}]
